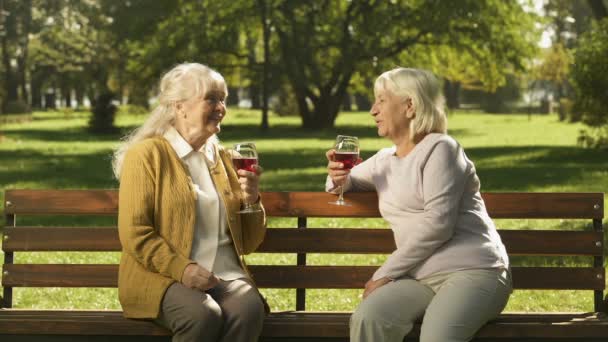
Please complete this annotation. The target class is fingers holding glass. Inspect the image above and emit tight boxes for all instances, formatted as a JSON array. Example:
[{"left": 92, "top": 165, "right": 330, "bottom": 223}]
[
  {"left": 232, "top": 142, "right": 262, "bottom": 213},
  {"left": 329, "top": 135, "right": 359, "bottom": 206}
]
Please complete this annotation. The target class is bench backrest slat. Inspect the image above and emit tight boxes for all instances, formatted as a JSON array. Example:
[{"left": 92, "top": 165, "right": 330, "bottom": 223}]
[
  {"left": 3, "top": 264, "right": 604, "bottom": 290},
  {"left": 2, "top": 189, "right": 605, "bottom": 312},
  {"left": 3, "top": 227, "right": 603, "bottom": 256},
  {"left": 5, "top": 190, "right": 604, "bottom": 219}
]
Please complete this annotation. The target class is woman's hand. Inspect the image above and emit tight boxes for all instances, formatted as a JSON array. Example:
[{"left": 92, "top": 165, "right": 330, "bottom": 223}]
[
  {"left": 362, "top": 277, "right": 391, "bottom": 299},
  {"left": 237, "top": 165, "right": 263, "bottom": 204},
  {"left": 181, "top": 264, "right": 220, "bottom": 291},
  {"left": 326, "top": 149, "right": 362, "bottom": 187}
]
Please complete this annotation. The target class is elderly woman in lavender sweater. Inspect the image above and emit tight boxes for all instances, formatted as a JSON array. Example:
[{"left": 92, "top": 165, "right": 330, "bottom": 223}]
[{"left": 326, "top": 67, "right": 512, "bottom": 342}]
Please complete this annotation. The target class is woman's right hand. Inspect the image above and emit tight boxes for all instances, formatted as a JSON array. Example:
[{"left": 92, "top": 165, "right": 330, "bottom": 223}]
[
  {"left": 181, "top": 263, "right": 220, "bottom": 291},
  {"left": 326, "top": 149, "right": 360, "bottom": 187}
]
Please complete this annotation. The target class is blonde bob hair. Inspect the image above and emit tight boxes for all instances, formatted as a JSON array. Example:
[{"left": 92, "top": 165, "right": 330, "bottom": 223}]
[
  {"left": 374, "top": 67, "right": 447, "bottom": 140},
  {"left": 112, "top": 62, "right": 227, "bottom": 179}
]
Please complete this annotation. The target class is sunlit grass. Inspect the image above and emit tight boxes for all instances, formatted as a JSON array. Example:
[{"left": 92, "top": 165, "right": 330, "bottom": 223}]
[{"left": 1, "top": 108, "right": 607, "bottom": 313}]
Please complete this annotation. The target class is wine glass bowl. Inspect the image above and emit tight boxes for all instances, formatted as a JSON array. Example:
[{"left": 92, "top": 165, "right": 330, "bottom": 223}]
[
  {"left": 329, "top": 135, "right": 359, "bottom": 206},
  {"left": 232, "top": 142, "right": 262, "bottom": 213}
]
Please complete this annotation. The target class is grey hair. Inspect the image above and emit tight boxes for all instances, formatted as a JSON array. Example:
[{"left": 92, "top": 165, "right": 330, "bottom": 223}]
[
  {"left": 374, "top": 67, "right": 447, "bottom": 140},
  {"left": 112, "top": 63, "right": 226, "bottom": 179}
]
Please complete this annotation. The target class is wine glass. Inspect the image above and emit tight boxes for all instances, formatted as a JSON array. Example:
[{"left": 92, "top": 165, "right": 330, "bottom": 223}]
[
  {"left": 232, "top": 142, "right": 262, "bottom": 213},
  {"left": 329, "top": 135, "right": 359, "bottom": 206}
]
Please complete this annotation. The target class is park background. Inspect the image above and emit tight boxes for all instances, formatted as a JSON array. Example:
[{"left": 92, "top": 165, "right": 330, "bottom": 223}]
[{"left": 1, "top": 0, "right": 607, "bottom": 313}]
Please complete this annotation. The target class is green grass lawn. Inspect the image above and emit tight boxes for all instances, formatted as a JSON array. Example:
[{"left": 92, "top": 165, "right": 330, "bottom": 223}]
[{"left": 1, "top": 108, "right": 607, "bottom": 313}]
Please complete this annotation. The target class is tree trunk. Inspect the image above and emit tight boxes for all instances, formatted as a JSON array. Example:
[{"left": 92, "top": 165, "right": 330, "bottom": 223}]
[
  {"left": 64, "top": 88, "right": 72, "bottom": 108},
  {"left": 299, "top": 89, "right": 345, "bottom": 129},
  {"left": 444, "top": 80, "right": 461, "bottom": 110},
  {"left": 31, "top": 76, "right": 42, "bottom": 109},
  {"left": 75, "top": 86, "right": 84, "bottom": 108},
  {"left": 258, "top": 0, "right": 270, "bottom": 131},
  {"left": 1, "top": 25, "right": 18, "bottom": 108},
  {"left": 17, "top": 0, "right": 31, "bottom": 104},
  {"left": 588, "top": 0, "right": 608, "bottom": 19},
  {"left": 354, "top": 93, "right": 371, "bottom": 112},
  {"left": 342, "top": 92, "right": 352, "bottom": 111},
  {"left": 249, "top": 84, "right": 261, "bottom": 109},
  {"left": 227, "top": 86, "right": 239, "bottom": 107}
]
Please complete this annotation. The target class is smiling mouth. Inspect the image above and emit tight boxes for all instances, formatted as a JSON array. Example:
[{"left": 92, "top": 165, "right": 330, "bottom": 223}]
[{"left": 209, "top": 114, "right": 224, "bottom": 122}]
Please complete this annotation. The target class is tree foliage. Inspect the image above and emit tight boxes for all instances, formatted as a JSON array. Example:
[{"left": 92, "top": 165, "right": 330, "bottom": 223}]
[
  {"left": 571, "top": 18, "right": 608, "bottom": 147},
  {"left": 269, "top": 0, "right": 539, "bottom": 128},
  {"left": 4, "top": 0, "right": 544, "bottom": 130}
]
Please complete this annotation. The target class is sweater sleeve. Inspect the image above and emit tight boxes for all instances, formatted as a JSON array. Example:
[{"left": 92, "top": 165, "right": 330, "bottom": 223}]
[
  {"left": 372, "top": 140, "right": 469, "bottom": 281},
  {"left": 118, "top": 146, "right": 194, "bottom": 282},
  {"left": 325, "top": 151, "right": 378, "bottom": 193},
  {"left": 240, "top": 198, "right": 267, "bottom": 254}
]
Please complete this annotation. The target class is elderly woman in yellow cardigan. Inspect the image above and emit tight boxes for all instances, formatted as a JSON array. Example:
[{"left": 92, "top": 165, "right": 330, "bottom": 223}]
[{"left": 112, "top": 63, "right": 267, "bottom": 342}]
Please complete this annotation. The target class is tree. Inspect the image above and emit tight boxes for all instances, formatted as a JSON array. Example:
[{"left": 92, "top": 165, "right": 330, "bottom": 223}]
[
  {"left": 571, "top": 18, "right": 608, "bottom": 148},
  {"left": 1, "top": 0, "right": 33, "bottom": 113},
  {"left": 257, "top": 0, "right": 271, "bottom": 130},
  {"left": 270, "top": 0, "right": 540, "bottom": 129},
  {"left": 533, "top": 43, "right": 573, "bottom": 119},
  {"left": 587, "top": 0, "right": 608, "bottom": 19},
  {"left": 396, "top": 41, "right": 537, "bottom": 110}
]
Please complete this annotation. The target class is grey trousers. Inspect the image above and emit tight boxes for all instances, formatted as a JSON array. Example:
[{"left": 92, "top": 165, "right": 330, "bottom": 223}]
[
  {"left": 350, "top": 268, "right": 512, "bottom": 342},
  {"left": 156, "top": 279, "right": 266, "bottom": 342}
]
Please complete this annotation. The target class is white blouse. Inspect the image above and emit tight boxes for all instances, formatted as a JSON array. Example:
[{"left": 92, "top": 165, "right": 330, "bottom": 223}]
[{"left": 164, "top": 127, "right": 246, "bottom": 280}]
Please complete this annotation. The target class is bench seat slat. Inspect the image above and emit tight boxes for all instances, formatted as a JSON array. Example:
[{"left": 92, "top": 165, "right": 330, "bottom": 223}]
[
  {"left": 4, "top": 227, "right": 603, "bottom": 256},
  {"left": 3, "top": 264, "right": 604, "bottom": 290},
  {"left": 6, "top": 190, "right": 604, "bottom": 219},
  {"left": 0, "top": 310, "right": 607, "bottom": 338}
]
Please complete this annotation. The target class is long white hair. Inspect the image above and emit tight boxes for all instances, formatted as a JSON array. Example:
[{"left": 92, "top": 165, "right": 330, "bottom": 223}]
[
  {"left": 112, "top": 63, "right": 226, "bottom": 179},
  {"left": 374, "top": 67, "right": 447, "bottom": 140}
]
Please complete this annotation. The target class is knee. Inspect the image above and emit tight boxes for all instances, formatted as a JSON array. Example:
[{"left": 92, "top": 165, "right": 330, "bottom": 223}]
[
  {"left": 179, "top": 299, "right": 223, "bottom": 338},
  {"left": 227, "top": 294, "right": 265, "bottom": 330},
  {"left": 350, "top": 302, "right": 406, "bottom": 328}
]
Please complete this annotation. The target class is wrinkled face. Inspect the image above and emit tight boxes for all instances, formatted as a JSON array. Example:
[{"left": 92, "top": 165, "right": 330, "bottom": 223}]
[
  {"left": 370, "top": 89, "right": 412, "bottom": 141},
  {"left": 178, "top": 88, "right": 227, "bottom": 138}
]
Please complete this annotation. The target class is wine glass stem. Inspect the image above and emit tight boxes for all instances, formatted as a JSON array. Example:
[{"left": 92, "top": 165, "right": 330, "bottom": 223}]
[{"left": 338, "top": 185, "right": 345, "bottom": 204}]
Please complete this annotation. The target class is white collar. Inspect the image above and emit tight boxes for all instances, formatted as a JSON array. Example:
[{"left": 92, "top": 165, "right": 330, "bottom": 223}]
[{"left": 163, "top": 126, "right": 194, "bottom": 159}]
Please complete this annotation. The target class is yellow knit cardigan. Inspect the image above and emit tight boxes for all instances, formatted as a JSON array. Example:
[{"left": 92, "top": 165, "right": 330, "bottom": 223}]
[{"left": 117, "top": 136, "right": 267, "bottom": 318}]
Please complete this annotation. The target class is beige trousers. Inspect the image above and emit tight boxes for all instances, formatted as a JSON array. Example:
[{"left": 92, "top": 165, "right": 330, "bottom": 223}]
[
  {"left": 156, "top": 279, "right": 265, "bottom": 342},
  {"left": 350, "top": 268, "right": 512, "bottom": 342}
]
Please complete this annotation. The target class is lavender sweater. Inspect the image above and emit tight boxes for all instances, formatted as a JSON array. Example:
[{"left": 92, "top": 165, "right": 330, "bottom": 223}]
[{"left": 326, "top": 133, "right": 509, "bottom": 281}]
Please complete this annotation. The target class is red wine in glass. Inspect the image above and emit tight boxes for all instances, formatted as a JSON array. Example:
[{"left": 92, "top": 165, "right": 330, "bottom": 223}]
[
  {"left": 334, "top": 152, "right": 359, "bottom": 170},
  {"left": 329, "top": 135, "right": 359, "bottom": 206},
  {"left": 232, "top": 157, "right": 258, "bottom": 172},
  {"left": 232, "top": 142, "right": 261, "bottom": 213}
]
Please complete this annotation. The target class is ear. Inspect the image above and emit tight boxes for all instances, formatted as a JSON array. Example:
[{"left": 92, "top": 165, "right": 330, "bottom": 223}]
[{"left": 404, "top": 98, "right": 415, "bottom": 119}]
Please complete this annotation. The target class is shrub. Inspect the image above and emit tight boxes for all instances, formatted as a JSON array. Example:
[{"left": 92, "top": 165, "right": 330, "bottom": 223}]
[
  {"left": 571, "top": 18, "right": 608, "bottom": 147},
  {"left": 558, "top": 98, "right": 574, "bottom": 122},
  {"left": 271, "top": 86, "right": 299, "bottom": 117},
  {"left": 4, "top": 100, "right": 31, "bottom": 114},
  {"left": 117, "top": 104, "right": 148, "bottom": 116}
]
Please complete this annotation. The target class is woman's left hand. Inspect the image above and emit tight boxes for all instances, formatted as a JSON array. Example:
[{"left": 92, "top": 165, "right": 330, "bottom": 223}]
[
  {"left": 363, "top": 277, "right": 391, "bottom": 299},
  {"left": 237, "top": 165, "right": 263, "bottom": 204}
]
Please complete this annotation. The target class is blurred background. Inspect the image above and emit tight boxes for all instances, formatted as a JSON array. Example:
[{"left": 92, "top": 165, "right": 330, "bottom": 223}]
[
  {"left": 0, "top": 0, "right": 606, "bottom": 146},
  {"left": 1, "top": 0, "right": 607, "bottom": 313}
]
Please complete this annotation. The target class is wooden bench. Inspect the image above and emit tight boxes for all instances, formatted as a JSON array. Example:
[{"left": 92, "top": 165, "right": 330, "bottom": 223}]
[{"left": 1, "top": 189, "right": 607, "bottom": 341}]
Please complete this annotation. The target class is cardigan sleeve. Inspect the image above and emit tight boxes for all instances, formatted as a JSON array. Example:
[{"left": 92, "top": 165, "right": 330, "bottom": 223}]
[
  {"left": 218, "top": 146, "right": 267, "bottom": 255},
  {"left": 118, "top": 146, "right": 194, "bottom": 282},
  {"left": 240, "top": 197, "right": 267, "bottom": 254}
]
